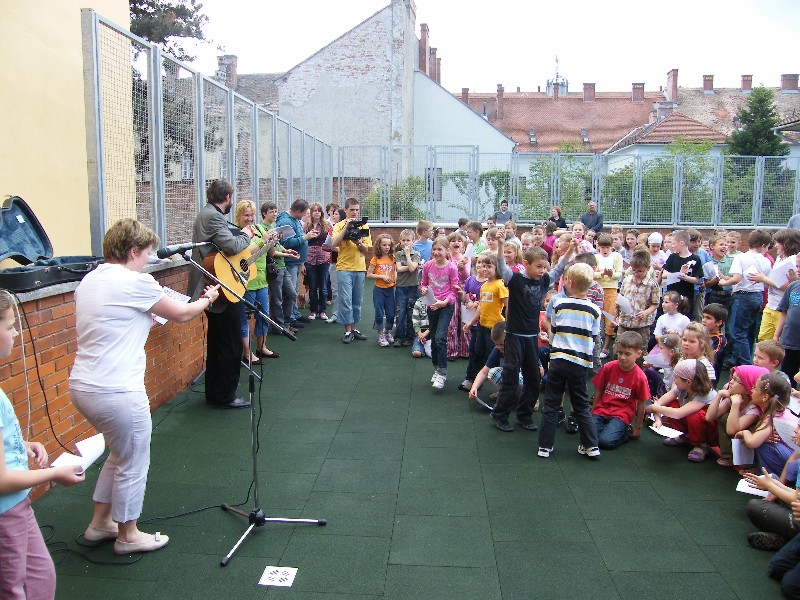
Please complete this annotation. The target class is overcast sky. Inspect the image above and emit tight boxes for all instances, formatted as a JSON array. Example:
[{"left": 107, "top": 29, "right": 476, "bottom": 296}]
[{"left": 180, "top": 0, "right": 799, "bottom": 93}]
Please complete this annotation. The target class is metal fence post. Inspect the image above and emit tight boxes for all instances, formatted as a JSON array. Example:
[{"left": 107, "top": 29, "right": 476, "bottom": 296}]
[
  {"left": 753, "top": 156, "right": 765, "bottom": 225},
  {"left": 194, "top": 73, "right": 206, "bottom": 212},
  {"left": 552, "top": 154, "right": 561, "bottom": 208},
  {"left": 711, "top": 155, "right": 723, "bottom": 226},
  {"left": 592, "top": 154, "right": 602, "bottom": 205},
  {"left": 148, "top": 46, "right": 167, "bottom": 243},
  {"left": 672, "top": 155, "right": 683, "bottom": 226},
  {"left": 251, "top": 105, "right": 258, "bottom": 203}
]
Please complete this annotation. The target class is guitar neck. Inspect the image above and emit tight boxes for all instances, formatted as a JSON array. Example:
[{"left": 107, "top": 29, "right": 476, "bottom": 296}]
[{"left": 245, "top": 239, "right": 275, "bottom": 267}]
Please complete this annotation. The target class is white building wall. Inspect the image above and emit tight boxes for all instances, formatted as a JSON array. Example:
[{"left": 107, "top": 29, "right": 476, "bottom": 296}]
[{"left": 413, "top": 72, "right": 515, "bottom": 153}]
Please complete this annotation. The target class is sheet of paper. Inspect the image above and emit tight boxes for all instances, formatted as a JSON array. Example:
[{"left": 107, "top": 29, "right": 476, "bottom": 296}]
[
  {"left": 663, "top": 271, "right": 681, "bottom": 286},
  {"left": 769, "top": 258, "right": 796, "bottom": 289},
  {"left": 602, "top": 310, "right": 617, "bottom": 323},
  {"left": 732, "top": 439, "right": 755, "bottom": 466},
  {"left": 422, "top": 287, "right": 436, "bottom": 306},
  {"left": 790, "top": 395, "right": 800, "bottom": 417},
  {"left": 773, "top": 419, "right": 800, "bottom": 453},
  {"left": 461, "top": 303, "right": 476, "bottom": 325},
  {"left": 736, "top": 478, "right": 769, "bottom": 498},
  {"left": 153, "top": 286, "right": 191, "bottom": 325},
  {"left": 649, "top": 424, "right": 684, "bottom": 438},
  {"left": 615, "top": 295, "right": 633, "bottom": 315},
  {"left": 51, "top": 433, "right": 105, "bottom": 475},
  {"left": 273, "top": 225, "right": 295, "bottom": 240},
  {"left": 643, "top": 352, "right": 672, "bottom": 369},
  {"left": 704, "top": 263, "right": 719, "bottom": 279},
  {"left": 259, "top": 566, "right": 298, "bottom": 587},
  {"left": 464, "top": 243, "right": 474, "bottom": 260}
]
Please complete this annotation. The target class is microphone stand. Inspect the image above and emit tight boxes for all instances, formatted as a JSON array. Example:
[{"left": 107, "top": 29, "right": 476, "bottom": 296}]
[{"left": 180, "top": 250, "right": 326, "bottom": 567}]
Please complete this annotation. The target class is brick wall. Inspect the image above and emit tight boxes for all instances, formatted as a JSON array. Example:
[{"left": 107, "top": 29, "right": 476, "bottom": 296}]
[{"left": 4, "top": 263, "right": 205, "bottom": 500}]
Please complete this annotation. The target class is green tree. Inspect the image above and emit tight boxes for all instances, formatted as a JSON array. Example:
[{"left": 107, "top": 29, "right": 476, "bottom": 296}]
[
  {"left": 726, "top": 87, "right": 789, "bottom": 157},
  {"left": 130, "top": 0, "right": 209, "bottom": 62}
]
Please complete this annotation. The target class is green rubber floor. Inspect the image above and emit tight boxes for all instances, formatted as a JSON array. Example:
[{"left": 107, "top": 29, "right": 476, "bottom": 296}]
[{"left": 37, "top": 281, "right": 781, "bottom": 599}]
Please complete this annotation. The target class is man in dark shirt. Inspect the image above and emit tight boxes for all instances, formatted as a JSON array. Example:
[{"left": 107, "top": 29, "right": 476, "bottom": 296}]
[{"left": 579, "top": 201, "right": 604, "bottom": 235}]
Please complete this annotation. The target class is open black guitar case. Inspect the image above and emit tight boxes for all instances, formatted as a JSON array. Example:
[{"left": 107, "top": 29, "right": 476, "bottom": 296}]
[{"left": 0, "top": 196, "right": 103, "bottom": 293}]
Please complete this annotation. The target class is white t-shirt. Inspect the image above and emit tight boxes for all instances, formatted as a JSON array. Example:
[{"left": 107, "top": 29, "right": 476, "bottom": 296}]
[
  {"left": 730, "top": 250, "right": 771, "bottom": 294},
  {"left": 654, "top": 312, "right": 690, "bottom": 337},
  {"left": 69, "top": 263, "right": 164, "bottom": 393},
  {"left": 766, "top": 255, "right": 795, "bottom": 310}
]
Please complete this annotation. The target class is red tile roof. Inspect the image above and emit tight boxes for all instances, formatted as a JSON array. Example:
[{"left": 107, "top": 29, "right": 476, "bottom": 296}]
[
  {"left": 606, "top": 112, "right": 726, "bottom": 153},
  {"left": 461, "top": 90, "right": 665, "bottom": 153}
]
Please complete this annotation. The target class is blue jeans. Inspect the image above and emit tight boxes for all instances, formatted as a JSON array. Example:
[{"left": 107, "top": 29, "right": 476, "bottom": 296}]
[
  {"left": 267, "top": 267, "right": 296, "bottom": 329},
  {"left": 305, "top": 262, "right": 329, "bottom": 314},
  {"left": 729, "top": 292, "right": 762, "bottom": 366},
  {"left": 285, "top": 263, "right": 302, "bottom": 321},
  {"left": 592, "top": 415, "right": 630, "bottom": 449},
  {"left": 769, "top": 532, "right": 800, "bottom": 598},
  {"left": 337, "top": 270, "right": 365, "bottom": 326},
  {"left": 241, "top": 287, "right": 270, "bottom": 337},
  {"left": 394, "top": 285, "right": 419, "bottom": 342},
  {"left": 427, "top": 304, "right": 454, "bottom": 371},
  {"left": 373, "top": 285, "right": 396, "bottom": 331}
]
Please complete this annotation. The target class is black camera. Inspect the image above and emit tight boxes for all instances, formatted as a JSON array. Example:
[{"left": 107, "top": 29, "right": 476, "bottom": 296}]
[{"left": 344, "top": 217, "right": 370, "bottom": 241}]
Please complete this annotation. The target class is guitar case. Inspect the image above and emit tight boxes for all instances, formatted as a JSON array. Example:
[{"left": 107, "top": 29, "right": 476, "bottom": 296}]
[{"left": 0, "top": 196, "right": 103, "bottom": 292}]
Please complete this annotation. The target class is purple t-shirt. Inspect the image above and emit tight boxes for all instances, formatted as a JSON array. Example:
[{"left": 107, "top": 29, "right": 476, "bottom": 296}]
[{"left": 462, "top": 275, "right": 486, "bottom": 329}]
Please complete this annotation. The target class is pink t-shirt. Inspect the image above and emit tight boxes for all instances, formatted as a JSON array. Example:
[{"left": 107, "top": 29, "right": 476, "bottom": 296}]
[{"left": 421, "top": 260, "right": 459, "bottom": 306}]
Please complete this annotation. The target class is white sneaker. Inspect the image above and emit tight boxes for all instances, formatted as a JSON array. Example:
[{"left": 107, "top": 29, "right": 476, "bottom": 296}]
[
  {"left": 537, "top": 447, "right": 553, "bottom": 458},
  {"left": 308, "top": 313, "right": 317, "bottom": 320},
  {"left": 432, "top": 373, "right": 446, "bottom": 390},
  {"left": 385, "top": 332, "right": 395, "bottom": 345},
  {"left": 578, "top": 445, "right": 601, "bottom": 459},
  {"left": 599, "top": 349, "right": 609, "bottom": 359},
  {"left": 326, "top": 315, "right": 337, "bottom": 323},
  {"left": 378, "top": 332, "right": 389, "bottom": 347},
  {"left": 431, "top": 371, "right": 439, "bottom": 383}
]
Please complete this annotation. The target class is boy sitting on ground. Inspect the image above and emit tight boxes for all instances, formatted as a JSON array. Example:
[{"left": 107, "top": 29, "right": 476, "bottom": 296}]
[{"left": 591, "top": 331, "right": 649, "bottom": 449}]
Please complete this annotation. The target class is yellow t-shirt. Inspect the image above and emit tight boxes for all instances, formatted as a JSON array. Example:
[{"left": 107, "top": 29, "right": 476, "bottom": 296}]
[
  {"left": 370, "top": 255, "right": 396, "bottom": 288},
  {"left": 479, "top": 278, "right": 508, "bottom": 328},
  {"left": 333, "top": 220, "right": 372, "bottom": 272}
]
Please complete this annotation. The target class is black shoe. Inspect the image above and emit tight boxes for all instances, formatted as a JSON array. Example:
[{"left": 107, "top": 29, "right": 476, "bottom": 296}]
[
  {"left": 352, "top": 329, "right": 367, "bottom": 341},
  {"left": 518, "top": 420, "right": 538, "bottom": 431},
  {"left": 557, "top": 409, "right": 566, "bottom": 427},
  {"left": 296, "top": 315, "right": 311, "bottom": 323},
  {"left": 566, "top": 414, "right": 579, "bottom": 434},
  {"left": 290, "top": 321, "right": 305, "bottom": 329},
  {"left": 491, "top": 415, "right": 514, "bottom": 432},
  {"left": 215, "top": 397, "right": 251, "bottom": 409},
  {"left": 747, "top": 531, "right": 786, "bottom": 551}
]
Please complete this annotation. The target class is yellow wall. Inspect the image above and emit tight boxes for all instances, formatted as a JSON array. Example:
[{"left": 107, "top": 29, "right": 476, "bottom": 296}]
[{"left": 0, "top": 0, "right": 129, "bottom": 260}]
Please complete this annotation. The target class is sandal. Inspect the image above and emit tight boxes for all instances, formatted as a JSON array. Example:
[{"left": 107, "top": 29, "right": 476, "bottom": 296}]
[
  {"left": 243, "top": 354, "right": 262, "bottom": 365},
  {"left": 687, "top": 445, "right": 709, "bottom": 463},
  {"left": 716, "top": 457, "right": 734, "bottom": 468},
  {"left": 256, "top": 348, "right": 280, "bottom": 359},
  {"left": 663, "top": 434, "right": 688, "bottom": 447}
]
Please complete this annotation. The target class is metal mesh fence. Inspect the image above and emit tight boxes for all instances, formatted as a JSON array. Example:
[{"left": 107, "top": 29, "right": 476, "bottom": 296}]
[
  {"left": 761, "top": 157, "right": 799, "bottom": 226},
  {"left": 638, "top": 155, "right": 675, "bottom": 225},
  {"left": 601, "top": 155, "right": 635, "bottom": 224},
  {"left": 303, "top": 132, "right": 315, "bottom": 201},
  {"left": 274, "top": 119, "right": 291, "bottom": 210},
  {"left": 518, "top": 154, "right": 554, "bottom": 223},
  {"left": 476, "top": 153, "right": 511, "bottom": 222},
  {"left": 720, "top": 156, "right": 757, "bottom": 226},
  {"left": 233, "top": 95, "right": 254, "bottom": 207},
  {"left": 677, "top": 155, "right": 715, "bottom": 225},
  {"left": 291, "top": 125, "right": 303, "bottom": 202},
  {"left": 314, "top": 139, "right": 325, "bottom": 204},
  {"left": 201, "top": 80, "right": 229, "bottom": 188},
  {"left": 256, "top": 109, "right": 274, "bottom": 204},
  {"left": 160, "top": 57, "right": 196, "bottom": 245},
  {"left": 339, "top": 146, "right": 386, "bottom": 221}
]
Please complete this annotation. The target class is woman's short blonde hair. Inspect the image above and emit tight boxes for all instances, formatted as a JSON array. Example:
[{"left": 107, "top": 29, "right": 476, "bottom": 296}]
[
  {"left": 234, "top": 200, "right": 257, "bottom": 228},
  {"left": 103, "top": 218, "right": 159, "bottom": 263}
]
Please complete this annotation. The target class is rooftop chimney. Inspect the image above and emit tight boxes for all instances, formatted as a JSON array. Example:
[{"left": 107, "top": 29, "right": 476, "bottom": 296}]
[
  {"left": 217, "top": 55, "right": 238, "bottom": 89},
  {"left": 461, "top": 88, "right": 469, "bottom": 104},
  {"left": 741, "top": 75, "right": 753, "bottom": 93},
  {"left": 583, "top": 83, "right": 595, "bottom": 102},
  {"left": 552, "top": 81, "right": 559, "bottom": 101},
  {"left": 781, "top": 74, "right": 799, "bottom": 93},
  {"left": 429, "top": 47, "right": 438, "bottom": 82},
  {"left": 666, "top": 69, "right": 678, "bottom": 103},
  {"left": 419, "top": 24, "right": 429, "bottom": 74},
  {"left": 497, "top": 84, "right": 504, "bottom": 120},
  {"left": 703, "top": 75, "right": 714, "bottom": 94},
  {"left": 436, "top": 57, "right": 441, "bottom": 84},
  {"left": 632, "top": 83, "right": 644, "bottom": 103}
]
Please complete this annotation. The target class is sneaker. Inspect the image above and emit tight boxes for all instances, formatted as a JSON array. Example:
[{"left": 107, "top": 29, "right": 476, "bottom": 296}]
[
  {"left": 432, "top": 373, "right": 446, "bottom": 390},
  {"left": 431, "top": 371, "right": 439, "bottom": 383},
  {"left": 342, "top": 332, "right": 354, "bottom": 344},
  {"left": 352, "top": 329, "right": 367, "bottom": 341},
  {"left": 599, "top": 349, "right": 609, "bottom": 359},
  {"left": 557, "top": 409, "right": 566, "bottom": 426},
  {"left": 578, "top": 445, "right": 601, "bottom": 459},
  {"left": 319, "top": 312, "right": 328, "bottom": 320},
  {"left": 308, "top": 312, "right": 317, "bottom": 320},
  {"left": 537, "top": 447, "right": 553, "bottom": 458},
  {"left": 296, "top": 315, "right": 311, "bottom": 323},
  {"left": 518, "top": 420, "right": 538, "bottom": 431},
  {"left": 747, "top": 531, "right": 786, "bottom": 552},
  {"left": 378, "top": 332, "right": 389, "bottom": 347},
  {"left": 385, "top": 332, "right": 395, "bottom": 345},
  {"left": 290, "top": 321, "right": 305, "bottom": 329},
  {"left": 326, "top": 315, "right": 337, "bottom": 323},
  {"left": 401, "top": 339, "right": 412, "bottom": 346},
  {"left": 566, "top": 414, "right": 579, "bottom": 434},
  {"left": 393, "top": 338, "right": 403, "bottom": 348},
  {"left": 491, "top": 415, "right": 514, "bottom": 432},
  {"left": 458, "top": 379, "right": 472, "bottom": 391}
]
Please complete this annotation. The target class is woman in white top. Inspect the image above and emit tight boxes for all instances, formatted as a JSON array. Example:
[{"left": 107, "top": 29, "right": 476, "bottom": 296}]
[{"left": 69, "top": 219, "right": 219, "bottom": 555}]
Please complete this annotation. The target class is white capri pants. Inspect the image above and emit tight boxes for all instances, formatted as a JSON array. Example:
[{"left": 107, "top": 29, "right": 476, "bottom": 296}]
[{"left": 70, "top": 389, "right": 152, "bottom": 523}]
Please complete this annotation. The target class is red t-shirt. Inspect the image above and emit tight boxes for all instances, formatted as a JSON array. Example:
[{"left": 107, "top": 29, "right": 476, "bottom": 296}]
[{"left": 591, "top": 360, "right": 650, "bottom": 424}]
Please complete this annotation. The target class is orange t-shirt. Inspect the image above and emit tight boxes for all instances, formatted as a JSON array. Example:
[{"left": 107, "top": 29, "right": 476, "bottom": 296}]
[{"left": 370, "top": 255, "right": 396, "bottom": 289}]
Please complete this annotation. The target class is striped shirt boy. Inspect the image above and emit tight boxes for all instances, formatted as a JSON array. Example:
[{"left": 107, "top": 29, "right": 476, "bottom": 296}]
[{"left": 546, "top": 294, "right": 601, "bottom": 368}]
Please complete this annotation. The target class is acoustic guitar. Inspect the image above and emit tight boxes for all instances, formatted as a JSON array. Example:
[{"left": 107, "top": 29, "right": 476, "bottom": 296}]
[{"left": 202, "top": 238, "right": 277, "bottom": 303}]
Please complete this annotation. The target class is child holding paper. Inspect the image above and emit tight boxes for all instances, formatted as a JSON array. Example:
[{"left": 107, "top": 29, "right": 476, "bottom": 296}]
[
  {"left": 751, "top": 228, "right": 800, "bottom": 342},
  {"left": 0, "top": 289, "right": 85, "bottom": 599}
]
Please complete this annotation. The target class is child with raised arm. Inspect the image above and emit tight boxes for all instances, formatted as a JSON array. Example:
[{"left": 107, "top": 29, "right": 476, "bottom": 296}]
[
  {"left": 591, "top": 331, "right": 650, "bottom": 449},
  {"left": 488, "top": 246, "right": 550, "bottom": 433},
  {"left": 538, "top": 263, "right": 602, "bottom": 459},
  {"left": 393, "top": 229, "right": 422, "bottom": 347},
  {"left": 367, "top": 233, "right": 396, "bottom": 347},
  {"left": 420, "top": 236, "right": 459, "bottom": 390},
  {"left": 0, "top": 289, "right": 85, "bottom": 599},
  {"left": 647, "top": 359, "right": 718, "bottom": 462}
]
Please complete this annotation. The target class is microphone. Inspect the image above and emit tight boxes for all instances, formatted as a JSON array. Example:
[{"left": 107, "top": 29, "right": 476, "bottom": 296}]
[{"left": 156, "top": 242, "right": 211, "bottom": 259}]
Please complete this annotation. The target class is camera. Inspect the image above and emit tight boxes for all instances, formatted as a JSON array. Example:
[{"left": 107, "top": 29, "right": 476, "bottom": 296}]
[{"left": 344, "top": 217, "right": 370, "bottom": 241}]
